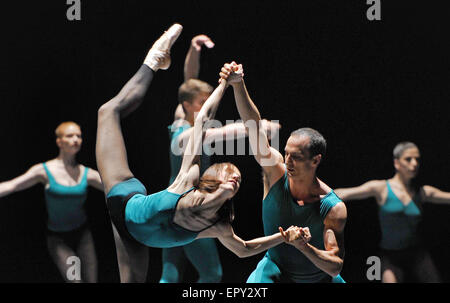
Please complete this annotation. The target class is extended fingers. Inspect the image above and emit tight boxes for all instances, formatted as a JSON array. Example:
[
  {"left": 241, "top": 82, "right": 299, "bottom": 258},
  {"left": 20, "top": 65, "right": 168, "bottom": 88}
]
[{"left": 192, "top": 35, "right": 215, "bottom": 50}]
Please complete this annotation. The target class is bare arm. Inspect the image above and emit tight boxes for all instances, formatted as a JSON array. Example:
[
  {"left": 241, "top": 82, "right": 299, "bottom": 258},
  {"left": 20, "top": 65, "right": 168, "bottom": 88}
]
[
  {"left": 184, "top": 35, "right": 214, "bottom": 81},
  {"left": 174, "top": 120, "right": 281, "bottom": 152},
  {"left": 87, "top": 168, "right": 104, "bottom": 192},
  {"left": 282, "top": 202, "right": 347, "bottom": 277},
  {"left": 220, "top": 63, "right": 284, "bottom": 184},
  {"left": 334, "top": 180, "right": 384, "bottom": 202},
  {"left": 0, "top": 164, "right": 45, "bottom": 198},
  {"left": 216, "top": 223, "right": 298, "bottom": 258},
  {"left": 422, "top": 185, "right": 450, "bottom": 205},
  {"left": 173, "top": 104, "right": 186, "bottom": 121},
  {"left": 176, "top": 79, "right": 230, "bottom": 177}
]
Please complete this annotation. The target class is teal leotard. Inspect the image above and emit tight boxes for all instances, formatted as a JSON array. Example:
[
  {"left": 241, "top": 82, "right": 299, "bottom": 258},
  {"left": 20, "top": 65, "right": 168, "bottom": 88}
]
[
  {"left": 378, "top": 180, "right": 422, "bottom": 250},
  {"left": 106, "top": 178, "right": 215, "bottom": 249},
  {"left": 247, "top": 169, "right": 345, "bottom": 283},
  {"left": 43, "top": 163, "right": 89, "bottom": 232},
  {"left": 159, "top": 122, "right": 222, "bottom": 283},
  {"left": 125, "top": 187, "right": 201, "bottom": 248}
]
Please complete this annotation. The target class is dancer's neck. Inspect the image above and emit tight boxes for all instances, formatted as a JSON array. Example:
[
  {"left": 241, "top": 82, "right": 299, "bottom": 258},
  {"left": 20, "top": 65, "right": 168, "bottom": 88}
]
[
  {"left": 56, "top": 153, "right": 77, "bottom": 167},
  {"left": 392, "top": 173, "right": 413, "bottom": 188}
]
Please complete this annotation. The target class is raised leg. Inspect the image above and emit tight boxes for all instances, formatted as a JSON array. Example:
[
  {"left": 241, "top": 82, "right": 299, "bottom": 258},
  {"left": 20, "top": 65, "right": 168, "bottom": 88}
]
[{"left": 96, "top": 23, "right": 183, "bottom": 194}]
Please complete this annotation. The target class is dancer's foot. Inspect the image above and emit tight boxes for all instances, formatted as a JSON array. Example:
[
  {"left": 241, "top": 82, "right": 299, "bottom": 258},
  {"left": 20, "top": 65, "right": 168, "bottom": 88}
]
[{"left": 144, "top": 23, "right": 183, "bottom": 71}]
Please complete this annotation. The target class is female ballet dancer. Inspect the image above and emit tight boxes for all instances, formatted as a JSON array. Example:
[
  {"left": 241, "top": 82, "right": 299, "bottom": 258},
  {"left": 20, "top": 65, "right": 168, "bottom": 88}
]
[
  {"left": 335, "top": 142, "right": 450, "bottom": 282},
  {"left": 0, "top": 121, "right": 104, "bottom": 282},
  {"left": 95, "top": 23, "right": 297, "bottom": 282}
]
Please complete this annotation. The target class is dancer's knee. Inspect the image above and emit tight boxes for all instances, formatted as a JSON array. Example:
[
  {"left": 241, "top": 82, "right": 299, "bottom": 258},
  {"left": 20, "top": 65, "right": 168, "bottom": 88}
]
[
  {"left": 198, "top": 265, "right": 223, "bottom": 283},
  {"left": 98, "top": 101, "right": 119, "bottom": 119}
]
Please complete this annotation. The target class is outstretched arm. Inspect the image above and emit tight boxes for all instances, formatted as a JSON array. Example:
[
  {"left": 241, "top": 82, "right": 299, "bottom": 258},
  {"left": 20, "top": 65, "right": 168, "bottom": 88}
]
[
  {"left": 184, "top": 34, "right": 215, "bottom": 81},
  {"left": 0, "top": 164, "right": 45, "bottom": 198},
  {"left": 334, "top": 180, "right": 384, "bottom": 202},
  {"left": 281, "top": 203, "right": 347, "bottom": 277},
  {"left": 422, "top": 185, "right": 450, "bottom": 205},
  {"left": 215, "top": 223, "right": 298, "bottom": 258},
  {"left": 87, "top": 169, "right": 104, "bottom": 191},
  {"left": 219, "top": 63, "right": 284, "bottom": 186},
  {"left": 173, "top": 119, "right": 281, "bottom": 151}
]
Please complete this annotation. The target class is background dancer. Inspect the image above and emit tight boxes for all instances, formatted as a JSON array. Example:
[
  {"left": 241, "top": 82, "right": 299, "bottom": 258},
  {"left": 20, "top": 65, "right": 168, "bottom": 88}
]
[
  {"left": 0, "top": 121, "right": 104, "bottom": 282},
  {"left": 335, "top": 142, "right": 449, "bottom": 282}
]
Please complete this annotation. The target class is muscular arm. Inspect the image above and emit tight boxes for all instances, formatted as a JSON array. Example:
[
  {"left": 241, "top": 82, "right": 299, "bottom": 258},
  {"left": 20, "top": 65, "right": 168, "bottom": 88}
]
[
  {"left": 215, "top": 223, "right": 289, "bottom": 258},
  {"left": 0, "top": 164, "right": 45, "bottom": 198},
  {"left": 173, "top": 122, "right": 248, "bottom": 150},
  {"left": 174, "top": 120, "right": 281, "bottom": 151},
  {"left": 334, "top": 180, "right": 384, "bottom": 202},
  {"left": 222, "top": 64, "right": 284, "bottom": 185},
  {"left": 87, "top": 169, "right": 104, "bottom": 192},
  {"left": 289, "top": 202, "right": 347, "bottom": 277},
  {"left": 422, "top": 185, "right": 450, "bottom": 205}
]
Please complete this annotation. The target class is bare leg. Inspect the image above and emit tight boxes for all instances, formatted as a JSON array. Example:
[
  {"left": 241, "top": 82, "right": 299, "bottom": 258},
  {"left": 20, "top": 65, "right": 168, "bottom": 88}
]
[
  {"left": 111, "top": 223, "right": 149, "bottom": 283},
  {"left": 76, "top": 229, "right": 98, "bottom": 283},
  {"left": 47, "top": 235, "right": 83, "bottom": 283},
  {"left": 96, "top": 24, "right": 182, "bottom": 283},
  {"left": 96, "top": 23, "right": 183, "bottom": 194},
  {"left": 95, "top": 65, "right": 154, "bottom": 194}
]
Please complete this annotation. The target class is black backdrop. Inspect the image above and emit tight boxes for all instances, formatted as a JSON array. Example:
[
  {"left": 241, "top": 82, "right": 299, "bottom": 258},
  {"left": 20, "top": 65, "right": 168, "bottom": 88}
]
[{"left": 0, "top": 1, "right": 449, "bottom": 283}]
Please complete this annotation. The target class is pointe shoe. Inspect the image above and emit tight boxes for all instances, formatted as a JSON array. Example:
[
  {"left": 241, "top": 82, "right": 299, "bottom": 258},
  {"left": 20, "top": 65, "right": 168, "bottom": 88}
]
[{"left": 144, "top": 23, "right": 183, "bottom": 71}]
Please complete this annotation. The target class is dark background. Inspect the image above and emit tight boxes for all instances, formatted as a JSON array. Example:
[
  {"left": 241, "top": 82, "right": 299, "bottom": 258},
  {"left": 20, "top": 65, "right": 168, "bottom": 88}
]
[{"left": 0, "top": 0, "right": 449, "bottom": 283}]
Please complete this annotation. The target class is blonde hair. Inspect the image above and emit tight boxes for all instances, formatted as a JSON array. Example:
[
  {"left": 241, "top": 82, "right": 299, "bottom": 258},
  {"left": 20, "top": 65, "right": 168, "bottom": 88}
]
[
  {"left": 178, "top": 79, "right": 213, "bottom": 105},
  {"left": 55, "top": 121, "right": 81, "bottom": 138}
]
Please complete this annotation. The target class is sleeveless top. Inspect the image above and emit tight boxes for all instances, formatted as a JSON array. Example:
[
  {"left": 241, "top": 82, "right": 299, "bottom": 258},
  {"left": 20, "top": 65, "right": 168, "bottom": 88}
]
[
  {"left": 263, "top": 170, "right": 341, "bottom": 282},
  {"left": 43, "top": 163, "right": 89, "bottom": 232},
  {"left": 124, "top": 187, "right": 219, "bottom": 248},
  {"left": 378, "top": 180, "right": 422, "bottom": 250}
]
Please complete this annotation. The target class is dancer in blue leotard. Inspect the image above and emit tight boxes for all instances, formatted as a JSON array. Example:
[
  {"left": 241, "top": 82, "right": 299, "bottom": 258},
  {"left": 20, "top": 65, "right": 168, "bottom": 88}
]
[
  {"left": 335, "top": 142, "right": 449, "bottom": 282},
  {"left": 0, "top": 121, "right": 104, "bottom": 282},
  {"left": 95, "top": 24, "right": 298, "bottom": 283},
  {"left": 220, "top": 62, "right": 347, "bottom": 283},
  {"left": 161, "top": 33, "right": 281, "bottom": 283}
]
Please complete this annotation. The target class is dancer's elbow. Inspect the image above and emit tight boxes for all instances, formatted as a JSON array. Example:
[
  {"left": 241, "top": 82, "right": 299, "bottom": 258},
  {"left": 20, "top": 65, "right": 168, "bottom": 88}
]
[{"left": 328, "top": 260, "right": 344, "bottom": 277}]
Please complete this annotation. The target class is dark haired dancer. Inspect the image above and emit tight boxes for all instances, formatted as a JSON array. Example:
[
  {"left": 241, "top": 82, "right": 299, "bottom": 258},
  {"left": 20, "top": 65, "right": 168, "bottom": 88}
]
[
  {"left": 335, "top": 142, "right": 449, "bottom": 282},
  {"left": 220, "top": 62, "right": 347, "bottom": 283}
]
